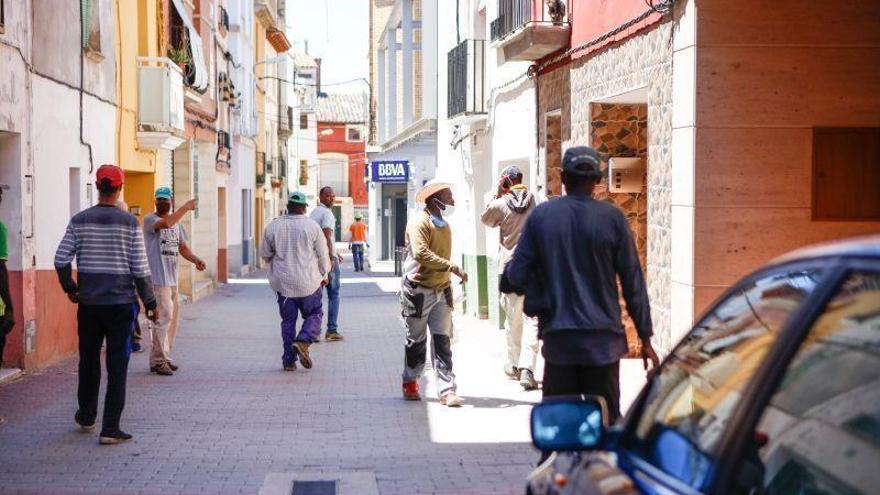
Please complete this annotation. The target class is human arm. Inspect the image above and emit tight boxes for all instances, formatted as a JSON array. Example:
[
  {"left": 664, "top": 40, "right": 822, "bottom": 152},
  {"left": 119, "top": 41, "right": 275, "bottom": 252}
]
[
  {"left": 153, "top": 199, "right": 198, "bottom": 231},
  {"left": 612, "top": 214, "right": 658, "bottom": 371},
  {"left": 259, "top": 224, "right": 275, "bottom": 264},
  {"left": 314, "top": 225, "right": 331, "bottom": 279},
  {"left": 179, "top": 242, "right": 206, "bottom": 271},
  {"left": 322, "top": 228, "right": 339, "bottom": 263},
  {"left": 479, "top": 197, "right": 504, "bottom": 228},
  {"left": 129, "top": 226, "right": 158, "bottom": 319},
  {"left": 0, "top": 260, "right": 12, "bottom": 323},
  {"left": 54, "top": 223, "right": 80, "bottom": 302}
]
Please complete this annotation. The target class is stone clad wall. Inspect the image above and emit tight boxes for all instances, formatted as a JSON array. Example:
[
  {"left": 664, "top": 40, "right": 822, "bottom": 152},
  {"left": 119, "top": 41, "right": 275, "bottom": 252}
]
[{"left": 537, "top": 22, "right": 675, "bottom": 353}]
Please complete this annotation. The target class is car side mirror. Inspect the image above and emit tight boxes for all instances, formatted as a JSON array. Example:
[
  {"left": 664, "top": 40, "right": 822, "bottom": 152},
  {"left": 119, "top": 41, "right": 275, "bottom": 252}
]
[{"left": 531, "top": 396, "right": 608, "bottom": 452}]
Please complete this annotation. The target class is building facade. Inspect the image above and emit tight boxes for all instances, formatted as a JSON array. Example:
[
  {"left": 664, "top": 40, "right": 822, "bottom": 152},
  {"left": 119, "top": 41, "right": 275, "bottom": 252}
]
[
  {"left": 368, "top": 0, "right": 438, "bottom": 264},
  {"left": 316, "top": 92, "right": 369, "bottom": 238}
]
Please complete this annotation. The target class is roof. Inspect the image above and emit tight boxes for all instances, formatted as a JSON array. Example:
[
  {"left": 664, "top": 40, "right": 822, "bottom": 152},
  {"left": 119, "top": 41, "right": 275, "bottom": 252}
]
[
  {"left": 292, "top": 52, "right": 318, "bottom": 69},
  {"left": 315, "top": 93, "right": 367, "bottom": 124}
]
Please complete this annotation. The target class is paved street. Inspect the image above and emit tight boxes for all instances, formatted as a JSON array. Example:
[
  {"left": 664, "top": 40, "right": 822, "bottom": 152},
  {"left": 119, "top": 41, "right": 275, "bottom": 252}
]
[{"left": 0, "top": 263, "right": 545, "bottom": 495}]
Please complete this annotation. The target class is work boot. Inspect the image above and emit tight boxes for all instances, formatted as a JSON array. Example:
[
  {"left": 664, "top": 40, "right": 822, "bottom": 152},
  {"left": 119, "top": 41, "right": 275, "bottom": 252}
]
[
  {"left": 504, "top": 364, "right": 519, "bottom": 380},
  {"left": 519, "top": 369, "right": 538, "bottom": 391},
  {"left": 440, "top": 392, "right": 464, "bottom": 407},
  {"left": 293, "top": 341, "right": 313, "bottom": 369},
  {"left": 402, "top": 381, "right": 421, "bottom": 401},
  {"left": 99, "top": 430, "right": 133, "bottom": 445},
  {"left": 74, "top": 410, "right": 96, "bottom": 433}
]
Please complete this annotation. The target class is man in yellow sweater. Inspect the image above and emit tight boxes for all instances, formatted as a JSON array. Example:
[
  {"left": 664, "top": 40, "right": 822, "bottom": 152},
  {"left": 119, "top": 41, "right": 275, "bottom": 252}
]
[{"left": 400, "top": 180, "right": 468, "bottom": 406}]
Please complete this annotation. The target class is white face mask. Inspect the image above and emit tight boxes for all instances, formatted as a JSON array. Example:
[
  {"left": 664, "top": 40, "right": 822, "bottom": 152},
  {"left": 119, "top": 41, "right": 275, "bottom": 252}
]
[{"left": 433, "top": 198, "right": 455, "bottom": 218}]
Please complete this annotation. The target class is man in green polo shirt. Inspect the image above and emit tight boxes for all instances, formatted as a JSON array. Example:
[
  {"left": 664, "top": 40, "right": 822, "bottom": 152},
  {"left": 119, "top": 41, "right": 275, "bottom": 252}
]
[{"left": 0, "top": 185, "right": 15, "bottom": 425}]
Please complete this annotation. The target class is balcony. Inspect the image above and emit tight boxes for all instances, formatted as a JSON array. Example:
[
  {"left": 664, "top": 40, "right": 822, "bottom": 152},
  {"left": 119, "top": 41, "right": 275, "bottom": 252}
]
[
  {"left": 490, "top": 0, "right": 570, "bottom": 62},
  {"left": 255, "top": 0, "right": 279, "bottom": 29},
  {"left": 137, "top": 57, "right": 186, "bottom": 150},
  {"left": 447, "top": 39, "right": 487, "bottom": 122}
]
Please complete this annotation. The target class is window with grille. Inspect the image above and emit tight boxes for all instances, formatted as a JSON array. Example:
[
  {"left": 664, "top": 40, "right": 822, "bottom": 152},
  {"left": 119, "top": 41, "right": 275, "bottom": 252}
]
[
  {"left": 346, "top": 126, "right": 363, "bottom": 142},
  {"left": 300, "top": 114, "right": 308, "bottom": 130},
  {"left": 0, "top": 0, "right": 6, "bottom": 34}
]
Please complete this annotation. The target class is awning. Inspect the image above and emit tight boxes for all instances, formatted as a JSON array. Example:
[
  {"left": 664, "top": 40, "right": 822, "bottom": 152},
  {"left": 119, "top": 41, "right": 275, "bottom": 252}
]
[{"left": 170, "top": 0, "right": 209, "bottom": 93}]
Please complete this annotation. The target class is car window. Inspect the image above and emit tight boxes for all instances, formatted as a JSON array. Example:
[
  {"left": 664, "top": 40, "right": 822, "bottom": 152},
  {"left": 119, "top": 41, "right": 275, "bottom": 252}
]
[
  {"left": 754, "top": 270, "right": 880, "bottom": 495},
  {"left": 631, "top": 269, "right": 823, "bottom": 488}
]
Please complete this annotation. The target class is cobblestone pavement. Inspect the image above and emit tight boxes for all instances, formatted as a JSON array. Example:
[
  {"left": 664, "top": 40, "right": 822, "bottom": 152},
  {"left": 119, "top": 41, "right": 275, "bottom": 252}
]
[{"left": 0, "top": 263, "right": 550, "bottom": 495}]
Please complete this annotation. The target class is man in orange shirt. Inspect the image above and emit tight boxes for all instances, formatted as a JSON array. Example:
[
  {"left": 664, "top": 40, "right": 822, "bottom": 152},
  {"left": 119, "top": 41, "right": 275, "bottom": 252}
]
[{"left": 348, "top": 214, "right": 368, "bottom": 272}]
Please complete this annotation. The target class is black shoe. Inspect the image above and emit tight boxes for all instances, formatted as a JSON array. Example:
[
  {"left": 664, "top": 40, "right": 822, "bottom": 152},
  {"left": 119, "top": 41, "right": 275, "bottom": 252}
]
[
  {"left": 293, "top": 341, "right": 313, "bottom": 369},
  {"left": 75, "top": 410, "right": 96, "bottom": 433},
  {"left": 167, "top": 362, "right": 179, "bottom": 371},
  {"left": 99, "top": 430, "right": 133, "bottom": 445},
  {"left": 283, "top": 362, "right": 297, "bottom": 372}
]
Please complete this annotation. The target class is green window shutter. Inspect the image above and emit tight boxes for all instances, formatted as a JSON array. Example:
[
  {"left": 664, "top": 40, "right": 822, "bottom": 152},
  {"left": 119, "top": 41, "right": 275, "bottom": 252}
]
[{"left": 80, "top": 0, "right": 90, "bottom": 48}]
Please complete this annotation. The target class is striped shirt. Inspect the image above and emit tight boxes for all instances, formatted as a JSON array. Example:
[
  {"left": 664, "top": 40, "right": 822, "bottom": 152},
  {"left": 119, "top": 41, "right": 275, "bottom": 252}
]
[
  {"left": 260, "top": 214, "right": 330, "bottom": 298},
  {"left": 54, "top": 204, "right": 157, "bottom": 307}
]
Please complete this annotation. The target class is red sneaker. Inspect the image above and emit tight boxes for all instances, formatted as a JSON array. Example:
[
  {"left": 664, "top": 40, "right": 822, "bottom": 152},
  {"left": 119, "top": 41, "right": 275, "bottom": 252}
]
[{"left": 402, "top": 381, "right": 421, "bottom": 401}]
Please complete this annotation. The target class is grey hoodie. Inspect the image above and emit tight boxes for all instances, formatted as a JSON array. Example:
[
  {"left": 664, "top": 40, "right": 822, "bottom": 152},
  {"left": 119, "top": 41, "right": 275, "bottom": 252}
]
[{"left": 480, "top": 186, "right": 536, "bottom": 267}]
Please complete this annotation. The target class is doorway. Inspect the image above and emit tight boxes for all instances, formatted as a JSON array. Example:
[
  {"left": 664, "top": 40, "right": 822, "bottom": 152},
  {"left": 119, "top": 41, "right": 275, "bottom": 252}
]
[
  {"left": 380, "top": 183, "right": 407, "bottom": 260},
  {"left": 217, "top": 186, "right": 227, "bottom": 283},
  {"left": 544, "top": 110, "right": 563, "bottom": 197}
]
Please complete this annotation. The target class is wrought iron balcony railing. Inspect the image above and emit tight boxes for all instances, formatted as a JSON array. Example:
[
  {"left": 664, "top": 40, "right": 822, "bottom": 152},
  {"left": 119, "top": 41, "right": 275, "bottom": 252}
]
[{"left": 447, "top": 39, "right": 486, "bottom": 119}]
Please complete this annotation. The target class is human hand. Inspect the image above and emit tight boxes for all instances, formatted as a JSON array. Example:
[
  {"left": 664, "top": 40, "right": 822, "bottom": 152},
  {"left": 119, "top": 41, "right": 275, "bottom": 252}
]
[
  {"left": 321, "top": 277, "right": 329, "bottom": 286},
  {"left": 337, "top": 253, "right": 344, "bottom": 263},
  {"left": 67, "top": 291, "right": 79, "bottom": 304},
  {"left": 195, "top": 259, "right": 207, "bottom": 271},
  {"left": 641, "top": 338, "right": 660, "bottom": 376},
  {"left": 183, "top": 198, "right": 199, "bottom": 211},
  {"left": 444, "top": 287, "right": 454, "bottom": 308},
  {"left": 496, "top": 176, "right": 511, "bottom": 198},
  {"left": 147, "top": 307, "right": 160, "bottom": 323},
  {"left": 451, "top": 265, "right": 468, "bottom": 284}
]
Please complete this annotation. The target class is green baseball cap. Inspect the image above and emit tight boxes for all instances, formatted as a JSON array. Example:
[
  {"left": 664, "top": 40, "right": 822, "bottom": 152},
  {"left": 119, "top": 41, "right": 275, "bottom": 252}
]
[
  {"left": 288, "top": 191, "right": 308, "bottom": 205},
  {"left": 154, "top": 187, "right": 173, "bottom": 200},
  {"left": 354, "top": 213, "right": 363, "bottom": 220}
]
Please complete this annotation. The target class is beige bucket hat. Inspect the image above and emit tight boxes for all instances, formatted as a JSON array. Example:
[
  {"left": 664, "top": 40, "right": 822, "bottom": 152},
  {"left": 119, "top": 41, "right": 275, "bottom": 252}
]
[{"left": 415, "top": 179, "right": 453, "bottom": 204}]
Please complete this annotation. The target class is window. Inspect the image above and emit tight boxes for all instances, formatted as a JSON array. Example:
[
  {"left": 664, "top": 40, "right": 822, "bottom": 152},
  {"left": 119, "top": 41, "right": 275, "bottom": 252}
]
[
  {"left": 753, "top": 270, "right": 880, "bottom": 495},
  {"left": 631, "top": 269, "right": 824, "bottom": 489},
  {"left": 812, "top": 127, "right": 880, "bottom": 221},
  {"left": 1, "top": 0, "right": 6, "bottom": 35},
  {"left": 346, "top": 126, "right": 363, "bottom": 142},
  {"left": 300, "top": 114, "right": 308, "bottom": 130},
  {"left": 80, "top": 0, "right": 102, "bottom": 57}
]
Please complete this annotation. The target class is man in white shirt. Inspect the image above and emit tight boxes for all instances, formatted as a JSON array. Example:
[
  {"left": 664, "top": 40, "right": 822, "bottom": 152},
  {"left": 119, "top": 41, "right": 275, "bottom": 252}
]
[
  {"left": 261, "top": 191, "right": 331, "bottom": 371},
  {"left": 309, "top": 186, "right": 344, "bottom": 341}
]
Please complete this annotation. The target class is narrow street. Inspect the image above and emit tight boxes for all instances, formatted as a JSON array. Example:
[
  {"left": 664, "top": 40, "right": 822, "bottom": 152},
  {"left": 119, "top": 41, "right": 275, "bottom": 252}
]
[{"left": 0, "top": 263, "right": 543, "bottom": 495}]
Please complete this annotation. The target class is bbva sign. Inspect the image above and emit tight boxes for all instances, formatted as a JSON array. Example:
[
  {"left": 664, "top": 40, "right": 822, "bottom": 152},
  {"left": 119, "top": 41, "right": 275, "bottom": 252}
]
[{"left": 370, "top": 160, "right": 409, "bottom": 183}]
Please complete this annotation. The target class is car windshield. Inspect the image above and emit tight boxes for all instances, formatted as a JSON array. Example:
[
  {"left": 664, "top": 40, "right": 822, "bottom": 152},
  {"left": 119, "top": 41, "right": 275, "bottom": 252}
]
[{"left": 629, "top": 269, "right": 823, "bottom": 488}]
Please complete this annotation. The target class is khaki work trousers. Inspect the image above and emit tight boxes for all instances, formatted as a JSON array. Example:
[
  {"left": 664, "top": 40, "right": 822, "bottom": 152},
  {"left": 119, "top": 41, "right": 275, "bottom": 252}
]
[
  {"left": 501, "top": 292, "right": 539, "bottom": 372},
  {"left": 149, "top": 285, "right": 180, "bottom": 366}
]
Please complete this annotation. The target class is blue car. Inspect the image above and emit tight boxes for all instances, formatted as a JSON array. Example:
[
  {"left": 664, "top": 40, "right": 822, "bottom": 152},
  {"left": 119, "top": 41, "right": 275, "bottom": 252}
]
[{"left": 527, "top": 236, "right": 880, "bottom": 495}]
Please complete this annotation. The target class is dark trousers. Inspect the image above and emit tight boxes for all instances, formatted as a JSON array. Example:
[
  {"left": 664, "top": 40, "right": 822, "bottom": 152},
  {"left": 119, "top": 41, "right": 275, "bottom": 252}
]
[
  {"left": 77, "top": 303, "right": 135, "bottom": 433},
  {"left": 278, "top": 289, "right": 323, "bottom": 366},
  {"left": 351, "top": 244, "right": 365, "bottom": 271},
  {"left": 542, "top": 361, "right": 621, "bottom": 423}
]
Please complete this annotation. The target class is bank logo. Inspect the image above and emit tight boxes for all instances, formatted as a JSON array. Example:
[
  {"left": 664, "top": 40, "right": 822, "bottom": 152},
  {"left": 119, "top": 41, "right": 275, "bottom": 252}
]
[{"left": 370, "top": 161, "right": 409, "bottom": 183}]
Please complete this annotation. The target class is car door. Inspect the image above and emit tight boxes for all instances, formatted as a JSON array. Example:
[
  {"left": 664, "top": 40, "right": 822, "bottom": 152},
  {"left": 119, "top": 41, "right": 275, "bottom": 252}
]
[
  {"left": 612, "top": 263, "right": 830, "bottom": 494},
  {"left": 736, "top": 265, "right": 880, "bottom": 495}
]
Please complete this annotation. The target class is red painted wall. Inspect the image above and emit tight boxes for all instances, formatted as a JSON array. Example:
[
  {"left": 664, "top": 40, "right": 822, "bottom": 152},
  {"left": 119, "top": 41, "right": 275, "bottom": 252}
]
[
  {"left": 317, "top": 122, "right": 368, "bottom": 207},
  {"left": 569, "top": 0, "right": 662, "bottom": 59}
]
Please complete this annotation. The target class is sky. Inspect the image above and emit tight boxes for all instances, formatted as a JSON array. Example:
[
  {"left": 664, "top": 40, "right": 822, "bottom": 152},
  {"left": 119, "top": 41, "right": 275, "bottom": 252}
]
[{"left": 285, "top": 0, "right": 370, "bottom": 95}]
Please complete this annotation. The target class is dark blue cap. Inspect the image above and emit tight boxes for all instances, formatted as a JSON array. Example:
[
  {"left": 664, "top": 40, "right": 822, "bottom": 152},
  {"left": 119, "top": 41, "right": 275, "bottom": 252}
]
[{"left": 562, "top": 146, "right": 602, "bottom": 179}]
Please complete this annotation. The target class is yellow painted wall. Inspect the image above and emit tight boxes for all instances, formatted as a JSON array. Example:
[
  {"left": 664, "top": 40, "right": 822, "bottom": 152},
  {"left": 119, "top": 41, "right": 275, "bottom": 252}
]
[
  {"left": 117, "top": 0, "right": 162, "bottom": 197},
  {"left": 254, "top": 20, "right": 267, "bottom": 251}
]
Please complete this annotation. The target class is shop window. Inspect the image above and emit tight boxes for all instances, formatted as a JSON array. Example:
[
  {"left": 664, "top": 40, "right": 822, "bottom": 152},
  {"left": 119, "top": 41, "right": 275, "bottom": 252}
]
[
  {"left": 812, "top": 127, "right": 880, "bottom": 221},
  {"left": 300, "top": 115, "right": 308, "bottom": 130}
]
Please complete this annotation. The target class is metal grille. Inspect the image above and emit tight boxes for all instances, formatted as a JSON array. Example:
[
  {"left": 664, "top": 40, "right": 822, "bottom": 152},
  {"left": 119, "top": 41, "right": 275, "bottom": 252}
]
[
  {"left": 447, "top": 39, "right": 486, "bottom": 118},
  {"left": 291, "top": 480, "right": 337, "bottom": 495},
  {"left": 490, "top": 0, "right": 532, "bottom": 42}
]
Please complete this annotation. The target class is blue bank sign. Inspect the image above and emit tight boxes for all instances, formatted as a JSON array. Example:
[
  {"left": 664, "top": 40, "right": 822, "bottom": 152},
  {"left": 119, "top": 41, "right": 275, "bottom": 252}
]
[{"left": 370, "top": 160, "right": 409, "bottom": 183}]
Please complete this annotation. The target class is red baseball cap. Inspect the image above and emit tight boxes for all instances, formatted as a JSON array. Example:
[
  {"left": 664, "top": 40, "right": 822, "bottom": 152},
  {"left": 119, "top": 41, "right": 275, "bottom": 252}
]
[{"left": 96, "top": 164, "right": 125, "bottom": 187}]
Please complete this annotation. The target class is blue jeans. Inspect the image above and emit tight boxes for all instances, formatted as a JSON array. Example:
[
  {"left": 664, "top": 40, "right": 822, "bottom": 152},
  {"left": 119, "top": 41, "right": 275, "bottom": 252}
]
[
  {"left": 351, "top": 244, "right": 365, "bottom": 271},
  {"left": 278, "top": 289, "right": 323, "bottom": 366},
  {"left": 325, "top": 263, "right": 340, "bottom": 333}
]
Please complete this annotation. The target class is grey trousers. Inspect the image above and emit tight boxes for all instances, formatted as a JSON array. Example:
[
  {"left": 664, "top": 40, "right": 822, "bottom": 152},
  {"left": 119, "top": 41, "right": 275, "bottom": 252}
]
[{"left": 400, "top": 280, "right": 457, "bottom": 397}]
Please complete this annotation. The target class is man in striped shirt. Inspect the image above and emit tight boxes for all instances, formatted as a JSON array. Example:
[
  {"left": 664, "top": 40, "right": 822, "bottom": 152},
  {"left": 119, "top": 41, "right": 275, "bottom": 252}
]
[{"left": 55, "top": 164, "right": 159, "bottom": 445}]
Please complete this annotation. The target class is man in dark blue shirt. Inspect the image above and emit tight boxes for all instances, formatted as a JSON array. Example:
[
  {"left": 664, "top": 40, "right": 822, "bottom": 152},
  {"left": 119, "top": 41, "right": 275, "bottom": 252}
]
[{"left": 505, "top": 146, "right": 659, "bottom": 422}]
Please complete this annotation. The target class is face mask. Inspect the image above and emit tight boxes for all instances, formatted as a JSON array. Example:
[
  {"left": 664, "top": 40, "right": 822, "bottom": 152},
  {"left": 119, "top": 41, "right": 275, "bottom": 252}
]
[{"left": 433, "top": 198, "right": 456, "bottom": 218}]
